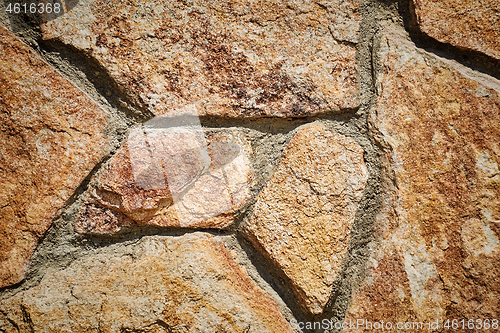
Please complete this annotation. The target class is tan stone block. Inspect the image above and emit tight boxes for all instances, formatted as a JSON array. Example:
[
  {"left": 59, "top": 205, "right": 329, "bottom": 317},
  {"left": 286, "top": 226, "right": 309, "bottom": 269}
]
[
  {"left": 40, "top": 0, "right": 360, "bottom": 117},
  {"left": 0, "top": 233, "right": 293, "bottom": 333},
  {"left": 0, "top": 25, "right": 108, "bottom": 288},
  {"left": 245, "top": 123, "right": 368, "bottom": 314},
  {"left": 412, "top": 0, "right": 500, "bottom": 60}
]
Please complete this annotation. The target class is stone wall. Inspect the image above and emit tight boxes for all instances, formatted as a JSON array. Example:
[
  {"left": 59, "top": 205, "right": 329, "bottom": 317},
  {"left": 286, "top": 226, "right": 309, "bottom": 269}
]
[{"left": 0, "top": 0, "right": 499, "bottom": 332}]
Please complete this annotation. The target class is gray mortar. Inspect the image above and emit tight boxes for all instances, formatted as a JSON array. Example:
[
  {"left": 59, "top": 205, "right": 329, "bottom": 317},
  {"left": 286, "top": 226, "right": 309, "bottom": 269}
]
[{"left": 4, "top": 0, "right": 499, "bottom": 331}]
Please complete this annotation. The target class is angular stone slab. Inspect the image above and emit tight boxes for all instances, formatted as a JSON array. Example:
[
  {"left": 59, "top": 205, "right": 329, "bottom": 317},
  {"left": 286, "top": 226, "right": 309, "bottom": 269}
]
[
  {"left": 345, "top": 25, "right": 500, "bottom": 326},
  {"left": 41, "top": 0, "right": 360, "bottom": 117},
  {"left": 0, "top": 233, "right": 293, "bottom": 333},
  {"left": 245, "top": 123, "right": 368, "bottom": 314},
  {"left": 412, "top": 0, "right": 500, "bottom": 60},
  {"left": 0, "top": 25, "right": 108, "bottom": 288},
  {"left": 76, "top": 121, "right": 252, "bottom": 233}
]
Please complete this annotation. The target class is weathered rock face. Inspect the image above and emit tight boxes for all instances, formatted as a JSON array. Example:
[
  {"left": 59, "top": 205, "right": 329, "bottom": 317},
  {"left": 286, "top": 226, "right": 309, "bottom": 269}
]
[
  {"left": 245, "top": 123, "right": 368, "bottom": 314},
  {"left": 40, "top": 0, "right": 360, "bottom": 117},
  {"left": 3, "top": 0, "right": 500, "bottom": 329},
  {"left": 412, "top": 0, "right": 500, "bottom": 60},
  {"left": 0, "top": 233, "right": 293, "bottom": 333},
  {"left": 0, "top": 25, "right": 108, "bottom": 288},
  {"left": 76, "top": 119, "right": 252, "bottom": 233},
  {"left": 345, "top": 25, "right": 500, "bottom": 328}
]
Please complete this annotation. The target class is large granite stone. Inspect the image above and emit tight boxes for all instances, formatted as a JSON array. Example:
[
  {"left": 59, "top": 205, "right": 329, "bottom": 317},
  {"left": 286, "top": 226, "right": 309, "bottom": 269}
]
[
  {"left": 40, "top": 0, "right": 360, "bottom": 117},
  {"left": 412, "top": 0, "right": 500, "bottom": 60},
  {"left": 245, "top": 123, "right": 368, "bottom": 314},
  {"left": 0, "top": 25, "right": 108, "bottom": 288},
  {"left": 345, "top": 25, "right": 500, "bottom": 328},
  {"left": 0, "top": 233, "right": 293, "bottom": 332},
  {"left": 76, "top": 117, "right": 252, "bottom": 233}
]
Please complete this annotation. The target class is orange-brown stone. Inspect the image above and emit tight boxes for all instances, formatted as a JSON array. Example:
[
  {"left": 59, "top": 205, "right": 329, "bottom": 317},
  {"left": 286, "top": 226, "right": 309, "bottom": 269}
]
[
  {"left": 412, "top": 0, "right": 500, "bottom": 60},
  {"left": 40, "top": 0, "right": 360, "bottom": 117},
  {"left": 0, "top": 25, "right": 108, "bottom": 288},
  {"left": 347, "top": 24, "right": 500, "bottom": 325},
  {"left": 245, "top": 123, "right": 368, "bottom": 314},
  {"left": 0, "top": 233, "right": 293, "bottom": 333},
  {"left": 344, "top": 252, "right": 419, "bottom": 332}
]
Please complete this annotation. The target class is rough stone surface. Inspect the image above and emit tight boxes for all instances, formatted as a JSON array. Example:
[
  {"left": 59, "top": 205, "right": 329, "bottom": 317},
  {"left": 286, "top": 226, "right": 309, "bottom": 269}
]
[
  {"left": 412, "top": 0, "right": 500, "bottom": 60},
  {"left": 4, "top": 1, "right": 500, "bottom": 329},
  {"left": 345, "top": 25, "right": 500, "bottom": 328},
  {"left": 245, "top": 123, "right": 368, "bottom": 314},
  {"left": 0, "top": 233, "right": 293, "bottom": 333},
  {"left": 0, "top": 25, "right": 108, "bottom": 288},
  {"left": 76, "top": 126, "right": 252, "bottom": 233},
  {"left": 40, "top": 0, "right": 360, "bottom": 117}
]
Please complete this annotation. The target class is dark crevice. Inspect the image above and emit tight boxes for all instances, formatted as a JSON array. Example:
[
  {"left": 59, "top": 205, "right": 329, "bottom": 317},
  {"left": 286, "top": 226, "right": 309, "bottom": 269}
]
[
  {"left": 235, "top": 234, "right": 316, "bottom": 331},
  {"left": 153, "top": 319, "right": 174, "bottom": 332},
  {"left": 4, "top": 10, "right": 152, "bottom": 123},
  {"left": 0, "top": 278, "right": 25, "bottom": 296},
  {"left": 198, "top": 108, "right": 360, "bottom": 133},
  {"left": 120, "top": 319, "right": 174, "bottom": 333},
  {"left": 20, "top": 304, "right": 34, "bottom": 333},
  {"left": 386, "top": 0, "right": 500, "bottom": 81},
  {"left": 81, "top": 225, "right": 234, "bottom": 247},
  {"left": 38, "top": 38, "right": 154, "bottom": 121},
  {"left": 0, "top": 309, "right": 20, "bottom": 332}
]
